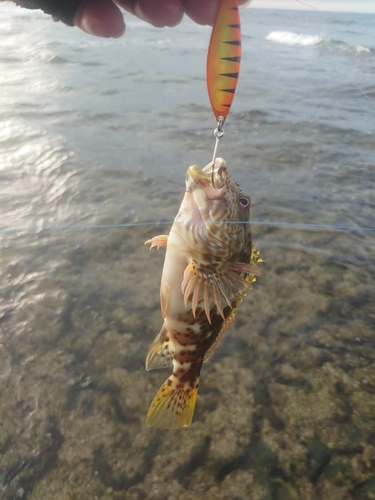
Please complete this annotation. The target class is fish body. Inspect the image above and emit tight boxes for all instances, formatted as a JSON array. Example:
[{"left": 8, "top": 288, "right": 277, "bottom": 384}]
[{"left": 145, "top": 158, "right": 262, "bottom": 429}]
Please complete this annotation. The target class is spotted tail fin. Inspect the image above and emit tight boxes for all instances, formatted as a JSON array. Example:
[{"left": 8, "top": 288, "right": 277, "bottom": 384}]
[{"left": 146, "top": 376, "right": 199, "bottom": 429}]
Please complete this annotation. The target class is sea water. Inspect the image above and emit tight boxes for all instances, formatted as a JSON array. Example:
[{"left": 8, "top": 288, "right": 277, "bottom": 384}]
[{"left": 0, "top": 3, "right": 374, "bottom": 499}]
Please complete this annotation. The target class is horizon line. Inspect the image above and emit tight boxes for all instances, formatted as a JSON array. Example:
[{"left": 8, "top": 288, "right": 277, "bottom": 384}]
[{"left": 248, "top": 1, "right": 375, "bottom": 15}]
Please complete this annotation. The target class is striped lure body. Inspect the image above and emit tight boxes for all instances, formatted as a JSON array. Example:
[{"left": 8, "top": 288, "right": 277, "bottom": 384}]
[
  {"left": 206, "top": 0, "right": 242, "bottom": 121},
  {"left": 145, "top": 159, "right": 262, "bottom": 429}
]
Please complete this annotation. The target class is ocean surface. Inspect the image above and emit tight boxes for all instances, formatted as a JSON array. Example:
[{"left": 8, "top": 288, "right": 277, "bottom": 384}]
[{"left": 0, "top": 3, "right": 374, "bottom": 499}]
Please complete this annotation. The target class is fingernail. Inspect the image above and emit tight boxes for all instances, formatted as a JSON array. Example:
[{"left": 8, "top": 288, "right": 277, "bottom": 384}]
[{"left": 78, "top": 4, "right": 125, "bottom": 38}]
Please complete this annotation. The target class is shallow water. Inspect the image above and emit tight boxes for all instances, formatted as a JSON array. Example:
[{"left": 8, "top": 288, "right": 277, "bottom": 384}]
[{"left": 1, "top": 3, "right": 375, "bottom": 500}]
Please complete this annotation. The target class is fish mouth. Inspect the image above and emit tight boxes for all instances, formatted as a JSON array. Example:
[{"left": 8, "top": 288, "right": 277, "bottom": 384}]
[{"left": 186, "top": 158, "right": 227, "bottom": 197}]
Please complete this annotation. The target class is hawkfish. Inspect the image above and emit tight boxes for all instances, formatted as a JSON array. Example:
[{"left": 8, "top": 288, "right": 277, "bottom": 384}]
[{"left": 145, "top": 158, "right": 262, "bottom": 429}]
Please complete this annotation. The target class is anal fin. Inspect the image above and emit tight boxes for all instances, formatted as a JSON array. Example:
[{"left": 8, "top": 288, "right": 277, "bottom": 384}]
[{"left": 146, "top": 325, "right": 173, "bottom": 371}]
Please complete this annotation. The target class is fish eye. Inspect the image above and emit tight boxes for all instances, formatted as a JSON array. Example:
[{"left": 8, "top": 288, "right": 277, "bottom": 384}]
[{"left": 239, "top": 194, "right": 250, "bottom": 208}]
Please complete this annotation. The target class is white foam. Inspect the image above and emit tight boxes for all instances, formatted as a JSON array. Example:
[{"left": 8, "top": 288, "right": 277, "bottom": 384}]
[
  {"left": 266, "top": 31, "right": 321, "bottom": 47},
  {"left": 353, "top": 44, "right": 370, "bottom": 53}
]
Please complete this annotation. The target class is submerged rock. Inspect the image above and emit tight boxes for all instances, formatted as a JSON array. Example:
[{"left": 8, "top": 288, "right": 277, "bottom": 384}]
[{"left": 1, "top": 218, "right": 375, "bottom": 499}]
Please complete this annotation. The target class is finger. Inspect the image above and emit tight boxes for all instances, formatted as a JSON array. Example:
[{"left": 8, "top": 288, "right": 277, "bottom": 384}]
[
  {"left": 183, "top": 0, "right": 251, "bottom": 26},
  {"left": 74, "top": 0, "right": 126, "bottom": 37},
  {"left": 117, "top": 0, "right": 184, "bottom": 28},
  {"left": 182, "top": 0, "right": 217, "bottom": 25},
  {"left": 113, "top": 0, "right": 136, "bottom": 15}
]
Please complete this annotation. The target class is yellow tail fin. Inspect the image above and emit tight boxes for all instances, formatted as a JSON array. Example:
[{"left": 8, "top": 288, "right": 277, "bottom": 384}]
[{"left": 146, "top": 377, "right": 199, "bottom": 429}]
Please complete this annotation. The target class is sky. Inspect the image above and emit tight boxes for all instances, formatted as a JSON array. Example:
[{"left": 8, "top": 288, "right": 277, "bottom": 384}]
[{"left": 250, "top": 0, "right": 375, "bottom": 13}]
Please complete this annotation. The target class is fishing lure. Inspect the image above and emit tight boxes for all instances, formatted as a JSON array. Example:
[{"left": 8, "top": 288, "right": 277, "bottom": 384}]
[{"left": 206, "top": 0, "right": 242, "bottom": 167}]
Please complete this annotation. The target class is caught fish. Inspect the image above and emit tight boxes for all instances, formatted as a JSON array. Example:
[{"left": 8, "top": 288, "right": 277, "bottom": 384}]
[{"left": 145, "top": 158, "right": 262, "bottom": 429}]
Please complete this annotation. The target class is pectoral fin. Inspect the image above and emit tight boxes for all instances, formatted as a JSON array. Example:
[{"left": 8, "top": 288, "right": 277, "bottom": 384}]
[
  {"left": 181, "top": 260, "right": 261, "bottom": 323},
  {"left": 146, "top": 325, "right": 173, "bottom": 371},
  {"left": 145, "top": 234, "right": 168, "bottom": 250}
]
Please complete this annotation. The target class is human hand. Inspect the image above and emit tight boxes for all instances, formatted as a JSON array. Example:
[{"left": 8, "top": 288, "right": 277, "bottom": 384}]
[{"left": 73, "top": 0, "right": 251, "bottom": 38}]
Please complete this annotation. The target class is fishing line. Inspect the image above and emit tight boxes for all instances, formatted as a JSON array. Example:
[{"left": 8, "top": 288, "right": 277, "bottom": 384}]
[
  {"left": 1, "top": 221, "right": 374, "bottom": 234},
  {"left": 296, "top": 0, "right": 375, "bottom": 109}
]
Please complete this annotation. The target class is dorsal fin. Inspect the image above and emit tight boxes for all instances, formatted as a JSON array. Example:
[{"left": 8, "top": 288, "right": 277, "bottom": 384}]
[{"left": 204, "top": 245, "right": 264, "bottom": 361}]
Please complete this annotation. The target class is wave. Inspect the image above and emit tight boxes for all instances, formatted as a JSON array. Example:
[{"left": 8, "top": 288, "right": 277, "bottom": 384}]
[
  {"left": 333, "top": 41, "right": 372, "bottom": 54},
  {"left": 266, "top": 31, "right": 375, "bottom": 55},
  {"left": 266, "top": 31, "right": 321, "bottom": 46},
  {"left": 352, "top": 44, "right": 371, "bottom": 53},
  {"left": 266, "top": 31, "right": 373, "bottom": 55},
  {"left": 326, "top": 38, "right": 374, "bottom": 56}
]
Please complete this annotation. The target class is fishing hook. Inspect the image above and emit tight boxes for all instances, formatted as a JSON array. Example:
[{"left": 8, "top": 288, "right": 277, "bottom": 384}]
[{"left": 211, "top": 116, "right": 225, "bottom": 188}]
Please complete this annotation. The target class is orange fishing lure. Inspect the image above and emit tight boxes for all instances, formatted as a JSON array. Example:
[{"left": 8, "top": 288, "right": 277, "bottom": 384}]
[{"left": 206, "top": 0, "right": 242, "bottom": 122}]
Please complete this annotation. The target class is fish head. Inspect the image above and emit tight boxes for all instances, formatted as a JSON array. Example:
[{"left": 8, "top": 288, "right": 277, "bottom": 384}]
[{"left": 185, "top": 157, "right": 251, "bottom": 235}]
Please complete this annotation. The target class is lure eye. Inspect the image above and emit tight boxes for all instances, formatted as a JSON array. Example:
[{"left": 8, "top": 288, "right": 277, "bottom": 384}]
[{"left": 239, "top": 194, "right": 250, "bottom": 209}]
